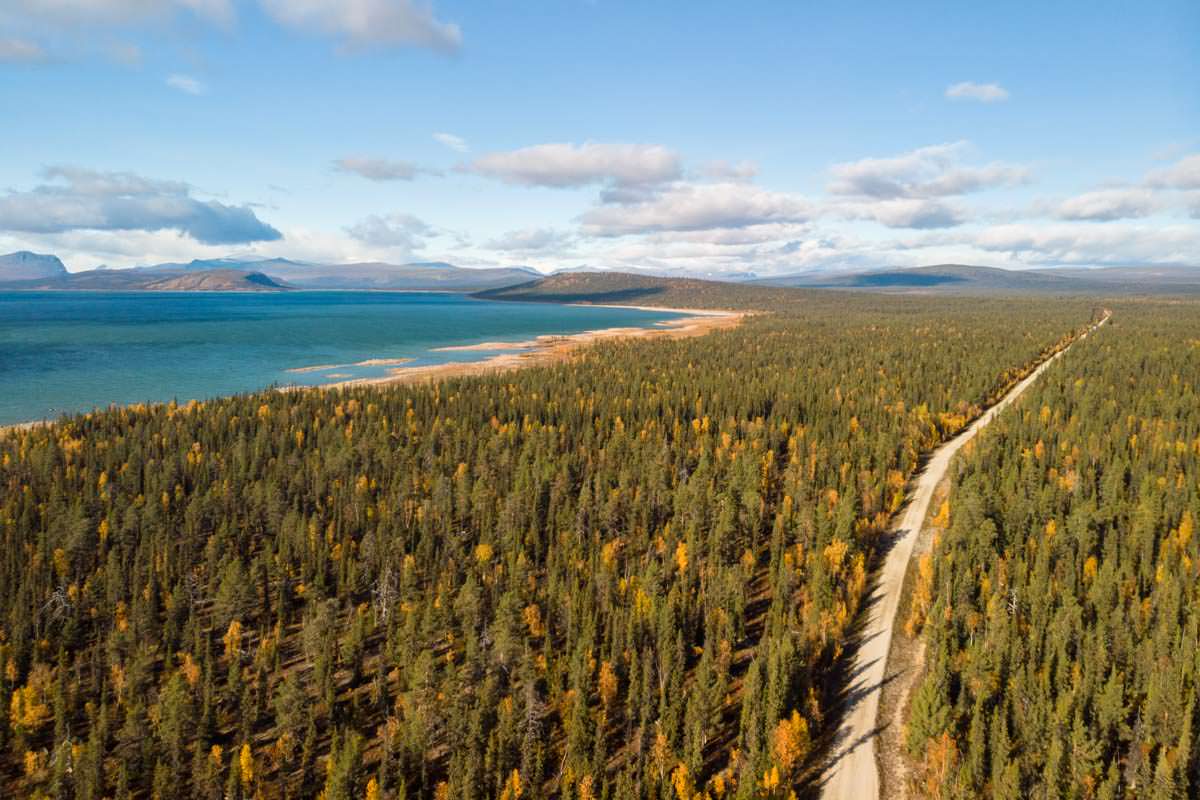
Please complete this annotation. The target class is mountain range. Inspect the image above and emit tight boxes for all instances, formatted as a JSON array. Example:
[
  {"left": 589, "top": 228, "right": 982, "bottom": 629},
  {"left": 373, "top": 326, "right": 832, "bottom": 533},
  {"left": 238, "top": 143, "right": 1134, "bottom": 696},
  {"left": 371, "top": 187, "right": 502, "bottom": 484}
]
[
  {"left": 0, "top": 253, "right": 539, "bottom": 292},
  {"left": 3, "top": 251, "right": 1200, "bottom": 295},
  {"left": 751, "top": 263, "right": 1200, "bottom": 293}
]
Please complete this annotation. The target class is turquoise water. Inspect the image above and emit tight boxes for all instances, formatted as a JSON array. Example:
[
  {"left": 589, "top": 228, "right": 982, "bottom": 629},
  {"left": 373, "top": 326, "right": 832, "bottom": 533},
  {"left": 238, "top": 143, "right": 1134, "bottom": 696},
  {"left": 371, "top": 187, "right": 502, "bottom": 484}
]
[{"left": 0, "top": 292, "right": 684, "bottom": 425}]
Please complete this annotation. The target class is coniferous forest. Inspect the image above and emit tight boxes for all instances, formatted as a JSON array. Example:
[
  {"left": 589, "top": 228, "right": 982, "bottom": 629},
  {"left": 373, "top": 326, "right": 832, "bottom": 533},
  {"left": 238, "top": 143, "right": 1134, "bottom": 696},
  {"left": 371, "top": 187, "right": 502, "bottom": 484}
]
[
  {"left": 0, "top": 289, "right": 1120, "bottom": 799},
  {"left": 907, "top": 302, "right": 1200, "bottom": 799}
]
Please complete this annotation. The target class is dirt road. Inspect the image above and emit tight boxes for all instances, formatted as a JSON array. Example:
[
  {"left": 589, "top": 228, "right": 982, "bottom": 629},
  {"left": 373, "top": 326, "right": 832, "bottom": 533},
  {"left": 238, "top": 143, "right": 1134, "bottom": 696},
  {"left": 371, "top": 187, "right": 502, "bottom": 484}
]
[{"left": 819, "top": 312, "right": 1109, "bottom": 800}]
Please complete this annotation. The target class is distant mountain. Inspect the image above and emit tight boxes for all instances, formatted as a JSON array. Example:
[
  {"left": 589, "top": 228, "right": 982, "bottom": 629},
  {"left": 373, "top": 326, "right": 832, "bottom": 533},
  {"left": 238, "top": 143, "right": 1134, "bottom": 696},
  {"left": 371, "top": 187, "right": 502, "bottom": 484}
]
[
  {"left": 0, "top": 252, "right": 542, "bottom": 292},
  {"left": 122, "top": 256, "right": 541, "bottom": 291},
  {"left": 0, "top": 251, "right": 68, "bottom": 282},
  {"left": 476, "top": 271, "right": 787, "bottom": 309},
  {"left": 141, "top": 270, "right": 287, "bottom": 291},
  {"left": 754, "top": 263, "right": 1200, "bottom": 294},
  {"left": 258, "top": 260, "right": 541, "bottom": 290},
  {"left": 552, "top": 264, "right": 759, "bottom": 282},
  {"left": 0, "top": 265, "right": 288, "bottom": 292}
]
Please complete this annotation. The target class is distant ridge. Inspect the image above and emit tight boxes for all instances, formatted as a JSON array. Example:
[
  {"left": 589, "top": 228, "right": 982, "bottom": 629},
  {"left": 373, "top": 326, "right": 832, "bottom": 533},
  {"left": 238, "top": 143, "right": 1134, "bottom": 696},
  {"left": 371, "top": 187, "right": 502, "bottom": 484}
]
[
  {"left": 754, "top": 263, "right": 1200, "bottom": 294},
  {"left": 0, "top": 252, "right": 541, "bottom": 292},
  {"left": 141, "top": 269, "right": 287, "bottom": 291}
]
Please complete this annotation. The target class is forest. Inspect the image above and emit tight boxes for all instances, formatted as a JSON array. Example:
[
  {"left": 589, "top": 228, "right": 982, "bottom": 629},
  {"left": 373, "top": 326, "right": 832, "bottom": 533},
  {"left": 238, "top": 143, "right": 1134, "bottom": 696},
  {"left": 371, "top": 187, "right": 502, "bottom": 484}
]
[
  {"left": 0, "top": 287, "right": 1096, "bottom": 799},
  {"left": 906, "top": 300, "right": 1200, "bottom": 799}
]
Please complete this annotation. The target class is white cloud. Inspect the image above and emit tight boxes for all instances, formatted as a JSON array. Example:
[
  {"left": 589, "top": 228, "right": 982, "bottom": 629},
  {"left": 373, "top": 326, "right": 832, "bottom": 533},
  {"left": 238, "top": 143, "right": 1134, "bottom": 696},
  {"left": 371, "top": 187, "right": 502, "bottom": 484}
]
[
  {"left": 966, "top": 222, "right": 1200, "bottom": 265},
  {"left": 579, "top": 182, "right": 812, "bottom": 236},
  {"left": 433, "top": 132, "right": 468, "bottom": 152},
  {"left": 7, "top": 0, "right": 233, "bottom": 25},
  {"left": 166, "top": 73, "right": 206, "bottom": 95},
  {"left": 0, "top": 165, "right": 281, "bottom": 245},
  {"left": 838, "top": 198, "right": 965, "bottom": 229},
  {"left": 945, "top": 81, "right": 1010, "bottom": 103},
  {"left": 333, "top": 157, "right": 433, "bottom": 181},
  {"left": 259, "top": 0, "right": 461, "bottom": 53},
  {"left": 486, "top": 227, "right": 572, "bottom": 253},
  {"left": 828, "top": 142, "right": 1027, "bottom": 200},
  {"left": 1147, "top": 154, "right": 1200, "bottom": 190},
  {"left": 1056, "top": 188, "right": 1158, "bottom": 221},
  {"left": 0, "top": 37, "right": 46, "bottom": 62},
  {"left": 345, "top": 212, "right": 430, "bottom": 250},
  {"left": 466, "top": 142, "right": 682, "bottom": 188}
]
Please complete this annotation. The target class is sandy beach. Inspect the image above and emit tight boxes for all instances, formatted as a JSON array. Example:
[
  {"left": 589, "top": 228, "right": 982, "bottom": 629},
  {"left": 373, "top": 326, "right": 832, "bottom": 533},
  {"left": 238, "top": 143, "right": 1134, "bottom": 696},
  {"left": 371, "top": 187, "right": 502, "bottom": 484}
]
[
  {"left": 324, "top": 306, "right": 745, "bottom": 388},
  {"left": 0, "top": 419, "right": 48, "bottom": 437}
]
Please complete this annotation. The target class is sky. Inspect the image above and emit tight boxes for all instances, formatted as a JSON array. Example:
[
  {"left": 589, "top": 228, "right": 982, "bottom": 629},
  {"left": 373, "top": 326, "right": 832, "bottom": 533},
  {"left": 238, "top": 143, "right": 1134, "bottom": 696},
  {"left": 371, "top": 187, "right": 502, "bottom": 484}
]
[{"left": 0, "top": 0, "right": 1198, "bottom": 275}]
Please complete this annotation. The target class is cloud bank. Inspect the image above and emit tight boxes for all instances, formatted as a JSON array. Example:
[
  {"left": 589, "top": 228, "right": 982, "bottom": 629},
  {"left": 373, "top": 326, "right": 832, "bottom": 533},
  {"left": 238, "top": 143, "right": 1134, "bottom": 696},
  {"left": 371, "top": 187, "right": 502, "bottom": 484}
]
[
  {"left": 0, "top": 166, "right": 281, "bottom": 245},
  {"left": 466, "top": 143, "right": 682, "bottom": 188}
]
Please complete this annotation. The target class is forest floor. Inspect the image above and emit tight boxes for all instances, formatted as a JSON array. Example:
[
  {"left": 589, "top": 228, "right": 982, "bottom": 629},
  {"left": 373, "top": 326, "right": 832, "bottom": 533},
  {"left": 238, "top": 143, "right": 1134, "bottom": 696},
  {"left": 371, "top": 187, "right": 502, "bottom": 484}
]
[
  {"left": 818, "top": 312, "right": 1110, "bottom": 800},
  {"left": 324, "top": 306, "right": 746, "bottom": 388}
]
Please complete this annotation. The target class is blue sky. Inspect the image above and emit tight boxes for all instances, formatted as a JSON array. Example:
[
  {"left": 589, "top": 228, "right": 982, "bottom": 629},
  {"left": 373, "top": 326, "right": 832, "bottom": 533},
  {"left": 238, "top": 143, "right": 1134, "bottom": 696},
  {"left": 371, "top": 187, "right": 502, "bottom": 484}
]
[{"left": 1, "top": 0, "right": 1197, "bottom": 274}]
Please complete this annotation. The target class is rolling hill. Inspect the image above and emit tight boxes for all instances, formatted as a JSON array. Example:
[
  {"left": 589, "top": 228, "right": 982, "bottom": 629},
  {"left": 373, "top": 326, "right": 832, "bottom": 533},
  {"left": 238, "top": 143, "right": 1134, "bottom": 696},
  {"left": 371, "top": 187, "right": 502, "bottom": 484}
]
[{"left": 754, "top": 263, "right": 1200, "bottom": 294}]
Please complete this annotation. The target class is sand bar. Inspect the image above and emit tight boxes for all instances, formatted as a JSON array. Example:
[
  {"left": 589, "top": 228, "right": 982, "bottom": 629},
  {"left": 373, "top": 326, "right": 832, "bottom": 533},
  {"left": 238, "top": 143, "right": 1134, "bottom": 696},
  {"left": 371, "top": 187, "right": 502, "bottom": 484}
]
[{"left": 324, "top": 306, "right": 745, "bottom": 389}]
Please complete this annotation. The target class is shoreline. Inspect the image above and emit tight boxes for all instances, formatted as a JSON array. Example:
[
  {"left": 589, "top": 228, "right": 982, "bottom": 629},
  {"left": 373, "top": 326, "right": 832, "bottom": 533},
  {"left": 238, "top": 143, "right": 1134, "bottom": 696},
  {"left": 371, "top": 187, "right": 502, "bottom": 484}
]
[
  {"left": 1, "top": 305, "right": 745, "bottom": 432},
  {"left": 0, "top": 419, "right": 48, "bottom": 437},
  {"left": 321, "top": 306, "right": 745, "bottom": 388}
]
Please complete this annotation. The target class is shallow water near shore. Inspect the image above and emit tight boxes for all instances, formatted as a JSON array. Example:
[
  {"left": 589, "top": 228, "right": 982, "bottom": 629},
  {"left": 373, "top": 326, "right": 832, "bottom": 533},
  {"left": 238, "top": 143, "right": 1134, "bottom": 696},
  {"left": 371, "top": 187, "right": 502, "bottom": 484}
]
[{"left": 0, "top": 291, "right": 685, "bottom": 426}]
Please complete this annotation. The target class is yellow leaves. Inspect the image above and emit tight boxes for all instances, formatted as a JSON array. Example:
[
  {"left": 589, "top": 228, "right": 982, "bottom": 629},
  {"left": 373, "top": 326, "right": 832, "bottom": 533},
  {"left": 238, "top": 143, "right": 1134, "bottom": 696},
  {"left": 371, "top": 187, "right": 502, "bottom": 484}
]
[
  {"left": 1180, "top": 511, "right": 1194, "bottom": 548},
  {"left": 633, "top": 587, "right": 653, "bottom": 620},
  {"left": 920, "top": 731, "right": 959, "bottom": 800},
  {"left": 826, "top": 488, "right": 839, "bottom": 509},
  {"left": 9, "top": 683, "right": 50, "bottom": 732},
  {"left": 23, "top": 748, "right": 46, "bottom": 778},
  {"left": 223, "top": 620, "right": 243, "bottom": 661},
  {"left": 772, "top": 709, "right": 810, "bottom": 775},
  {"left": 598, "top": 660, "right": 618, "bottom": 710},
  {"left": 52, "top": 547, "right": 68, "bottom": 578},
  {"left": 671, "top": 763, "right": 696, "bottom": 800},
  {"left": 759, "top": 765, "right": 780, "bottom": 792},
  {"left": 905, "top": 553, "right": 935, "bottom": 638},
  {"left": 577, "top": 774, "right": 596, "bottom": 800},
  {"left": 366, "top": 777, "right": 381, "bottom": 800},
  {"left": 931, "top": 500, "right": 950, "bottom": 529},
  {"left": 115, "top": 600, "right": 129, "bottom": 633},
  {"left": 601, "top": 538, "right": 623, "bottom": 570},
  {"left": 210, "top": 744, "right": 223, "bottom": 766},
  {"left": 239, "top": 742, "right": 254, "bottom": 786},
  {"left": 256, "top": 403, "right": 271, "bottom": 420},
  {"left": 675, "top": 541, "right": 689, "bottom": 575},
  {"left": 523, "top": 604, "right": 544, "bottom": 638},
  {"left": 822, "top": 538, "right": 848, "bottom": 576},
  {"left": 741, "top": 548, "right": 757, "bottom": 573},
  {"left": 474, "top": 542, "right": 494, "bottom": 565},
  {"left": 1033, "top": 439, "right": 1046, "bottom": 460},
  {"left": 181, "top": 652, "right": 201, "bottom": 687},
  {"left": 1044, "top": 519, "right": 1057, "bottom": 540},
  {"left": 498, "top": 770, "right": 523, "bottom": 800}
]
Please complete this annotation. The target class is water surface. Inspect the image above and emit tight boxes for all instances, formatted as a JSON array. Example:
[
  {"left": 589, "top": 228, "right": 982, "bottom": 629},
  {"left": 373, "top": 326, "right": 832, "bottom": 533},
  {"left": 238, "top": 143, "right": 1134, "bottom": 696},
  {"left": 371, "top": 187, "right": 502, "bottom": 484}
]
[{"left": 0, "top": 291, "right": 684, "bottom": 425}]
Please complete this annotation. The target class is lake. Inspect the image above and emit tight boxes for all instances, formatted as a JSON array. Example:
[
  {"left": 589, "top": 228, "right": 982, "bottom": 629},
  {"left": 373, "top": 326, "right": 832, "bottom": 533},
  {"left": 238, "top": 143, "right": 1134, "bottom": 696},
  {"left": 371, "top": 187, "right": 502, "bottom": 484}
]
[{"left": 0, "top": 291, "right": 685, "bottom": 425}]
